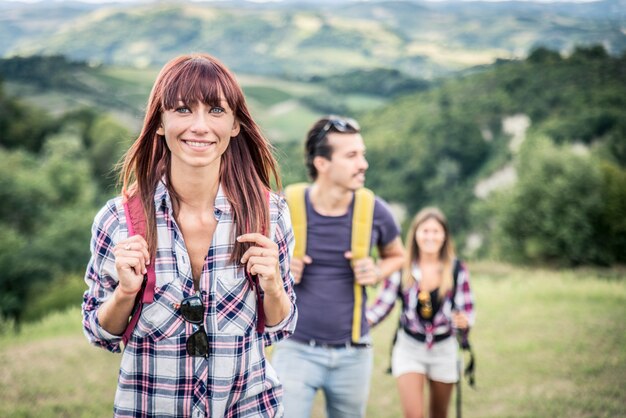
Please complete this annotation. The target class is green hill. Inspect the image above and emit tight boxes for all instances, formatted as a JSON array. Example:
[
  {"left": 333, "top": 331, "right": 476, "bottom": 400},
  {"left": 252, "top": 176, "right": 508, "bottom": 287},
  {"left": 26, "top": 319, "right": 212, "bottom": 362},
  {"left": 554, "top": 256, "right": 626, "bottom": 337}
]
[
  {"left": 0, "top": 55, "right": 392, "bottom": 142},
  {"left": 1, "top": 0, "right": 624, "bottom": 78},
  {"left": 0, "top": 45, "right": 625, "bottom": 328},
  {"left": 358, "top": 45, "right": 626, "bottom": 264}
]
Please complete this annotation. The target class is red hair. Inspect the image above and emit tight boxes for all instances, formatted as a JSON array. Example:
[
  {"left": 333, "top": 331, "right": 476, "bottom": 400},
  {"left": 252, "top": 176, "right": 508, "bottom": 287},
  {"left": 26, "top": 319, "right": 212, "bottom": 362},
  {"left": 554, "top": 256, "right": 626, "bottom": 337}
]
[{"left": 120, "top": 53, "right": 280, "bottom": 262}]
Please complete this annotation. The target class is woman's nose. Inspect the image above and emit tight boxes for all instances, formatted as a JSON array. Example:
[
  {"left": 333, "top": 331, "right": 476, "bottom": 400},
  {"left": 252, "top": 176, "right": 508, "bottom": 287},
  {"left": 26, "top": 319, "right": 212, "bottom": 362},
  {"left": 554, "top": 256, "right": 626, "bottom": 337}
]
[{"left": 190, "top": 113, "right": 210, "bottom": 134}]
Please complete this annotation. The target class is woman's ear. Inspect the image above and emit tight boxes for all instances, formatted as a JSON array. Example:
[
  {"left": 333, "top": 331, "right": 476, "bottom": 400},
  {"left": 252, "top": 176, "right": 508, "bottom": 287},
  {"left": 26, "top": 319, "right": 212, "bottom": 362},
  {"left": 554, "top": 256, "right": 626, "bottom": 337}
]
[
  {"left": 156, "top": 123, "right": 164, "bottom": 136},
  {"left": 231, "top": 119, "right": 241, "bottom": 138}
]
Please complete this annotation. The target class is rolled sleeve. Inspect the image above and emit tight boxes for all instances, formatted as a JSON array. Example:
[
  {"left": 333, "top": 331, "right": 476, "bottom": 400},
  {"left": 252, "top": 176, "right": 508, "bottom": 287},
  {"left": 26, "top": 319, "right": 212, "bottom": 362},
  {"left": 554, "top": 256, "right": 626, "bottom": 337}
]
[
  {"left": 455, "top": 262, "right": 476, "bottom": 328},
  {"left": 82, "top": 296, "right": 123, "bottom": 352},
  {"left": 366, "top": 271, "right": 401, "bottom": 327}
]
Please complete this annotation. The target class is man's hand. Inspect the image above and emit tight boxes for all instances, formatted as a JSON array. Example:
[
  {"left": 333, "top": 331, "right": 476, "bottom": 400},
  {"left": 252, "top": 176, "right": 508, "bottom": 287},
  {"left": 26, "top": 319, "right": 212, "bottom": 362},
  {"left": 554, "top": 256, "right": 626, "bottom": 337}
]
[
  {"left": 345, "top": 251, "right": 381, "bottom": 286},
  {"left": 290, "top": 255, "right": 312, "bottom": 284}
]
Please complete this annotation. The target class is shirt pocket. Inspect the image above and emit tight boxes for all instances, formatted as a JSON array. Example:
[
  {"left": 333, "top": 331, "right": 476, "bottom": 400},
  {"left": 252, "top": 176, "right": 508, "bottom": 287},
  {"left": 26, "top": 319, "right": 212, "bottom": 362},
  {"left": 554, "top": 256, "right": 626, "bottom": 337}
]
[
  {"left": 133, "top": 279, "right": 185, "bottom": 343},
  {"left": 215, "top": 269, "right": 257, "bottom": 336}
]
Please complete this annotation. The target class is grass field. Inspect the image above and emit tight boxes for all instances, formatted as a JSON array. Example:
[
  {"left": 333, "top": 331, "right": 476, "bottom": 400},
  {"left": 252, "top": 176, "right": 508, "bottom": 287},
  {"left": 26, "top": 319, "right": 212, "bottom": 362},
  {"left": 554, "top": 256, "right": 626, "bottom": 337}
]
[{"left": 1, "top": 262, "right": 624, "bottom": 417}]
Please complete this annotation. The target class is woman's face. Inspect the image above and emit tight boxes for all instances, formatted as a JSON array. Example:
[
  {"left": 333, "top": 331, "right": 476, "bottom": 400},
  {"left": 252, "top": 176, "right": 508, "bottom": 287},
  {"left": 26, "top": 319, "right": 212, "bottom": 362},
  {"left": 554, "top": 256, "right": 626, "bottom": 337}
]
[
  {"left": 415, "top": 217, "right": 446, "bottom": 257},
  {"left": 157, "top": 98, "right": 240, "bottom": 172}
]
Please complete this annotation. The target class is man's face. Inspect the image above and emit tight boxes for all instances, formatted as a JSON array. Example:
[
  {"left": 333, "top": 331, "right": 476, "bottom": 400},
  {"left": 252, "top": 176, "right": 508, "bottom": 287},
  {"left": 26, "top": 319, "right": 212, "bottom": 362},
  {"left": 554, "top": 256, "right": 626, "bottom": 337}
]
[{"left": 317, "top": 132, "right": 368, "bottom": 190}]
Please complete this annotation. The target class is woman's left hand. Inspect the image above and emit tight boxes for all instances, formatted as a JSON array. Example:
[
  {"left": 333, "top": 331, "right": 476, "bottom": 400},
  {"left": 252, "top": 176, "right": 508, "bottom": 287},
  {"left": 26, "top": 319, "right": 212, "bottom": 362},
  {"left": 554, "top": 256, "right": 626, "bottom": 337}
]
[
  {"left": 452, "top": 311, "right": 469, "bottom": 330},
  {"left": 238, "top": 233, "right": 283, "bottom": 297}
]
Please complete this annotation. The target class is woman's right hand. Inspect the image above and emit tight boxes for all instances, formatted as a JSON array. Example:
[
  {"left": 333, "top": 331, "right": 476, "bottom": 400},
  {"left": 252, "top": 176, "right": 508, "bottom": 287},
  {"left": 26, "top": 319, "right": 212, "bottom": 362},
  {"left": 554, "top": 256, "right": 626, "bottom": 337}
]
[
  {"left": 452, "top": 311, "right": 469, "bottom": 330},
  {"left": 113, "top": 236, "right": 150, "bottom": 296}
]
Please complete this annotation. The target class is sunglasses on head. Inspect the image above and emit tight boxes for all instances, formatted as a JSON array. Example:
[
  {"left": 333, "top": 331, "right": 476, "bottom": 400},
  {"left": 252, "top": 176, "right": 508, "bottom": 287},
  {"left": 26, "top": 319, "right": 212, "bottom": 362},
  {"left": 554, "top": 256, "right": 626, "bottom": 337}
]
[
  {"left": 315, "top": 116, "right": 360, "bottom": 144},
  {"left": 180, "top": 292, "right": 208, "bottom": 357}
]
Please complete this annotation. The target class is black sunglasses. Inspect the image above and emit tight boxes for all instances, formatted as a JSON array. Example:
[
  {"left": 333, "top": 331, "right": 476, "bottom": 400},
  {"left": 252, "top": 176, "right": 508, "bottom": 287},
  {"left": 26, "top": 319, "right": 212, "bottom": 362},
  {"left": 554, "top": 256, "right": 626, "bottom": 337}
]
[
  {"left": 180, "top": 292, "right": 208, "bottom": 357},
  {"left": 314, "top": 116, "right": 360, "bottom": 144}
]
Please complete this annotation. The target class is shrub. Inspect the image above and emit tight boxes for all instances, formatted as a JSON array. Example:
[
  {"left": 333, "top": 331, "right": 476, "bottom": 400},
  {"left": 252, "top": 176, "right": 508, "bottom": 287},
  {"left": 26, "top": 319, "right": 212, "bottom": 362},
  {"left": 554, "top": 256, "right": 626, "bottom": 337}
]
[{"left": 493, "top": 136, "right": 604, "bottom": 265}]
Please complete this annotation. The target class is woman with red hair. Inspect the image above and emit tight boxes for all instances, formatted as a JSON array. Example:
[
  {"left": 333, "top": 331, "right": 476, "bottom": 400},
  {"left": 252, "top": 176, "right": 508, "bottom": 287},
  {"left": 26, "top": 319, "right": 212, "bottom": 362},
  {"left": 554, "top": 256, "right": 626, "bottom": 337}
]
[{"left": 82, "top": 53, "right": 297, "bottom": 417}]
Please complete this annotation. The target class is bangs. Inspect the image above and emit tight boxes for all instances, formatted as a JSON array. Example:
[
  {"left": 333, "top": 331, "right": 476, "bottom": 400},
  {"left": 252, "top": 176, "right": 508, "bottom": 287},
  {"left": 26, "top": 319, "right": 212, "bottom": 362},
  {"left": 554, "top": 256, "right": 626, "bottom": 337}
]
[{"left": 161, "top": 57, "right": 239, "bottom": 111}]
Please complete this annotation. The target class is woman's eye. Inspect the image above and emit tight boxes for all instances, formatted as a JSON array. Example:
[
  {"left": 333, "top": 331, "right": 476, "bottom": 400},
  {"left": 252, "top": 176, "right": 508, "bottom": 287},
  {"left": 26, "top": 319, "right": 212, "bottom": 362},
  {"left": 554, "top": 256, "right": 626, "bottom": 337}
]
[
  {"left": 210, "top": 107, "right": 225, "bottom": 114},
  {"left": 175, "top": 106, "right": 191, "bottom": 114}
]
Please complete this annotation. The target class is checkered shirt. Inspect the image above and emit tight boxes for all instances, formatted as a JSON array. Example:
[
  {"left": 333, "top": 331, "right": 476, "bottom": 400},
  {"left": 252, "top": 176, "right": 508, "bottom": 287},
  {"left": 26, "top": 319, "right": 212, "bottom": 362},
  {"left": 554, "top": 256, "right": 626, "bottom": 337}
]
[
  {"left": 82, "top": 181, "right": 297, "bottom": 417},
  {"left": 367, "top": 261, "right": 475, "bottom": 348}
]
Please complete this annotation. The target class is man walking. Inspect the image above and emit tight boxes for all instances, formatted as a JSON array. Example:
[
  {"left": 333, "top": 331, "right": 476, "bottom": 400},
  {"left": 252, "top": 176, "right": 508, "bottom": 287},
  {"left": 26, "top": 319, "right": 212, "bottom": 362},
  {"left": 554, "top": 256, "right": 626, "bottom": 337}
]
[{"left": 271, "top": 115, "right": 405, "bottom": 418}]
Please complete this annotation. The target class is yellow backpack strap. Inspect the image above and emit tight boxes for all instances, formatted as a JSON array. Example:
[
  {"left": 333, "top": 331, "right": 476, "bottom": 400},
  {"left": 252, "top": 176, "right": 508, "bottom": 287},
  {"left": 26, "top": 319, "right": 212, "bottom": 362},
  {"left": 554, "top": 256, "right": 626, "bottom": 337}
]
[
  {"left": 284, "top": 183, "right": 309, "bottom": 259},
  {"left": 350, "top": 187, "right": 375, "bottom": 343}
]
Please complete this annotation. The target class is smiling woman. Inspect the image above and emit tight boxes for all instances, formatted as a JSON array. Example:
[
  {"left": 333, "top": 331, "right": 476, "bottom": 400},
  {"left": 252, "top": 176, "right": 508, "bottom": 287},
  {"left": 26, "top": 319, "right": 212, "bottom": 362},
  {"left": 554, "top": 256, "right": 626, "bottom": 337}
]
[
  {"left": 367, "top": 207, "right": 475, "bottom": 418},
  {"left": 81, "top": 53, "right": 297, "bottom": 418}
]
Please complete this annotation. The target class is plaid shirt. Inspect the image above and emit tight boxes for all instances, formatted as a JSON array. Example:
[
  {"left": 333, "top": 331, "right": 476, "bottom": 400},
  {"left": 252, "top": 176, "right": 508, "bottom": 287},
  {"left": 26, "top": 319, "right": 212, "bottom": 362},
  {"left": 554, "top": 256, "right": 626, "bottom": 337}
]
[
  {"left": 82, "top": 181, "right": 297, "bottom": 418},
  {"left": 366, "top": 261, "right": 475, "bottom": 348}
]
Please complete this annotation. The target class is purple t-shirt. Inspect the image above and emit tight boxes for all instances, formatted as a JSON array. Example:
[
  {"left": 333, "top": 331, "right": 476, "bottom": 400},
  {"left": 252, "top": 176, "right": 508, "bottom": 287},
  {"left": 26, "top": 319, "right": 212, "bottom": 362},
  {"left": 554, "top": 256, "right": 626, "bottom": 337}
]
[{"left": 291, "top": 188, "right": 401, "bottom": 345}]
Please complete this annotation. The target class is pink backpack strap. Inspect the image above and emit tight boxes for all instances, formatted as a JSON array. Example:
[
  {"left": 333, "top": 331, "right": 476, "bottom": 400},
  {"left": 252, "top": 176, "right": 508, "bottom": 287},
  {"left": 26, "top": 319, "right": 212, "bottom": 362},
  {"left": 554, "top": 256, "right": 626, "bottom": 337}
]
[{"left": 121, "top": 195, "right": 156, "bottom": 346}]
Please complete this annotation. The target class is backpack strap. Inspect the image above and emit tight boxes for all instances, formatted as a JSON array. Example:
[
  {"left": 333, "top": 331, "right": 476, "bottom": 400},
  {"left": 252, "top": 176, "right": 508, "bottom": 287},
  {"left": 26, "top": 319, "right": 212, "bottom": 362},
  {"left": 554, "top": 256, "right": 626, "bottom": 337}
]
[
  {"left": 450, "top": 258, "right": 461, "bottom": 311},
  {"left": 284, "top": 184, "right": 376, "bottom": 344},
  {"left": 121, "top": 194, "right": 156, "bottom": 346},
  {"left": 350, "top": 187, "right": 375, "bottom": 343},
  {"left": 284, "top": 183, "right": 308, "bottom": 259}
]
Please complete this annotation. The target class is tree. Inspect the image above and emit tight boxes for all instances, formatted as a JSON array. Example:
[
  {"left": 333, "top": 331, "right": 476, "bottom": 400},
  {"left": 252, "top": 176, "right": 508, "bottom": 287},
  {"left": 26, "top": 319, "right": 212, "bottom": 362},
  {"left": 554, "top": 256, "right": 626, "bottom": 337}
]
[
  {"left": 0, "top": 133, "right": 98, "bottom": 326},
  {"left": 493, "top": 136, "right": 603, "bottom": 265}
]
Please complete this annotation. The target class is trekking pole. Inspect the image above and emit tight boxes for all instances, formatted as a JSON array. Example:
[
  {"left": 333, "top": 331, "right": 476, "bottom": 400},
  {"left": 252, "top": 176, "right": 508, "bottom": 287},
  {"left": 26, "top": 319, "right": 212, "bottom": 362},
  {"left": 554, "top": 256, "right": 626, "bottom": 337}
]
[
  {"left": 456, "top": 347, "right": 462, "bottom": 418},
  {"left": 454, "top": 320, "right": 463, "bottom": 418}
]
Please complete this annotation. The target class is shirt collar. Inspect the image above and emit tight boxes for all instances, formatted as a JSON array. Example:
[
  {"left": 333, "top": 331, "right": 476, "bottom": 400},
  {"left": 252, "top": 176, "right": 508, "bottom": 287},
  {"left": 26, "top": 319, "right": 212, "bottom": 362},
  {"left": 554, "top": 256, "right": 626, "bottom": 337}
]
[
  {"left": 154, "top": 179, "right": 170, "bottom": 209},
  {"left": 213, "top": 184, "right": 231, "bottom": 215},
  {"left": 154, "top": 179, "right": 231, "bottom": 215}
]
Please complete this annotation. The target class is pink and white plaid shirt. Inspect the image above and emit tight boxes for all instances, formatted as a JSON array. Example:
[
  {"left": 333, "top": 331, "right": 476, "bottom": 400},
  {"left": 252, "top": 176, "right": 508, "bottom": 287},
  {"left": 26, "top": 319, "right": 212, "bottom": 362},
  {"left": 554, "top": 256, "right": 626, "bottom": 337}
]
[
  {"left": 367, "top": 261, "right": 475, "bottom": 348},
  {"left": 82, "top": 181, "right": 297, "bottom": 417}
]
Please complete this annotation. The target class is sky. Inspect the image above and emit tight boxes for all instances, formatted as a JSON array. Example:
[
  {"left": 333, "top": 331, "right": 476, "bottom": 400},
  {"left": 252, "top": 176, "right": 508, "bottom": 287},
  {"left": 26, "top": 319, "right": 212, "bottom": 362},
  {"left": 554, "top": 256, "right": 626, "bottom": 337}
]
[{"left": 0, "top": 0, "right": 605, "bottom": 3}]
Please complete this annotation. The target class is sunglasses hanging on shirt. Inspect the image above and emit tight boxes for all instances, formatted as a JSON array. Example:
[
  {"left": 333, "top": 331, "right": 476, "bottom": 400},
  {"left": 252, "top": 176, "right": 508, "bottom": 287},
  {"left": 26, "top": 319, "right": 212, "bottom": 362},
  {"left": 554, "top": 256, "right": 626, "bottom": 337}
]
[{"left": 180, "top": 292, "right": 209, "bottom": 357}]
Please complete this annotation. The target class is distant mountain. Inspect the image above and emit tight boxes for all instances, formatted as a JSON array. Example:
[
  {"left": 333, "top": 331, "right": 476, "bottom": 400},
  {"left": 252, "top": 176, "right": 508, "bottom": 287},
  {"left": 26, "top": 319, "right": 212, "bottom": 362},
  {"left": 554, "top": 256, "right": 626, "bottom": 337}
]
[{"left": 1, "top": 0, "right": 624, "bottom": 78}]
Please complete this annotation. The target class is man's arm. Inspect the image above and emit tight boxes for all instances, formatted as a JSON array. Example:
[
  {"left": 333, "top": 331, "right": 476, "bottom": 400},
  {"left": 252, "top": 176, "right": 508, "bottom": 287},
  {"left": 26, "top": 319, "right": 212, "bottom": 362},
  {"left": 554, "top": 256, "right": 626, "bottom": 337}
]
[
  {"left": 375, "top": 237, "right": 405, "bottom": 282},
  {"left": 351, "top": 237, "right": 405, "bottom": 286}
]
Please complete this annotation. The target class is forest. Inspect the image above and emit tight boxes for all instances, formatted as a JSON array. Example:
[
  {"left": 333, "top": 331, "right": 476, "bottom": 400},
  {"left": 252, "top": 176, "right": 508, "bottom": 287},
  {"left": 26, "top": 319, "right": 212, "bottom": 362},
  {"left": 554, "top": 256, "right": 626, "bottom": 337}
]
[{"left": 0, "top": 45, "right": 625, "bottom": 328}]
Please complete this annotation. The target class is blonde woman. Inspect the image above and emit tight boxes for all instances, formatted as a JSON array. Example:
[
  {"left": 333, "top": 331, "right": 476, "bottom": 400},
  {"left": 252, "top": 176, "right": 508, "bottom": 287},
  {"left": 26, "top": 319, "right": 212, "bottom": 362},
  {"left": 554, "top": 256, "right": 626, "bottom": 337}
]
[{"left": 367, "top": 207, "right": 475, "bottom": 418}]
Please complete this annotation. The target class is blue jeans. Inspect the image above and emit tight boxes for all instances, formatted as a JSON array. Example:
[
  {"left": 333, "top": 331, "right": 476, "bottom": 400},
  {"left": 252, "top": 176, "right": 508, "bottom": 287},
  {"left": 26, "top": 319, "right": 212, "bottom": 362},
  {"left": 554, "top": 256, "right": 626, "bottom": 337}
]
[{"left": 271, "top": 338, "right": 374, "bottom": 418}]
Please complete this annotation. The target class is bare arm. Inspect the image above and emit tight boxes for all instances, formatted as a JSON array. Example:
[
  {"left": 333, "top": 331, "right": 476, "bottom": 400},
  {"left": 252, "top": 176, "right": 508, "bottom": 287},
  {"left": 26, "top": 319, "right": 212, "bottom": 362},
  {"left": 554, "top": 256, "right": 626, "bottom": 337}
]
[{"left": 375, "top": 236, "right": 405, "bottom": 282}]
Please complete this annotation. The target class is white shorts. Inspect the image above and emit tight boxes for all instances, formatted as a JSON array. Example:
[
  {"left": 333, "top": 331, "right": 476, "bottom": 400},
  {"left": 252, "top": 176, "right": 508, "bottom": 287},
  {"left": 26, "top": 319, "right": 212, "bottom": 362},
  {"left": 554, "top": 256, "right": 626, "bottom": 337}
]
[{"left": 391, "top": 328, "right": 460, "bottom": 383}]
